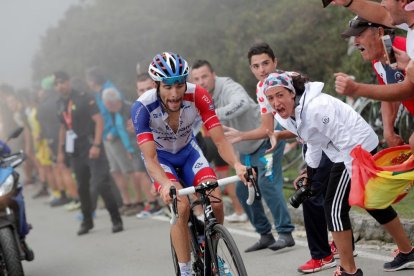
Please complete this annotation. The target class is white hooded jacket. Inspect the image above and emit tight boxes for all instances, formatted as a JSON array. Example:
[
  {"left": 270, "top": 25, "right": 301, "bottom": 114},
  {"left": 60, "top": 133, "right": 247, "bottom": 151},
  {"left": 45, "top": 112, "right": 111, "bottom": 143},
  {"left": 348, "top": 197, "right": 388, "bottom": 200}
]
[{"left": 275, "top": 82, "right": 378, "bottom": 174}]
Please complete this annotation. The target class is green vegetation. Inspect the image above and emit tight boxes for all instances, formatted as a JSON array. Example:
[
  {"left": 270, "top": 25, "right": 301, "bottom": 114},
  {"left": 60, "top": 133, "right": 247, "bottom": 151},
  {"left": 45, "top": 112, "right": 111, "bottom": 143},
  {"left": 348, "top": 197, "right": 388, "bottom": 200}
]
[{"left": 32, "top": 0, "right": 372, "bottom": 100}]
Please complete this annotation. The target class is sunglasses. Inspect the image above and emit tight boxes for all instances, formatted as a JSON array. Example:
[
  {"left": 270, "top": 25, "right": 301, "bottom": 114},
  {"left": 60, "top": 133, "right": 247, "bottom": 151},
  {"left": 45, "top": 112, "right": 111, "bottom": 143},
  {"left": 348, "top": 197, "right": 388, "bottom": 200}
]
[{"left": 161, "top": 75, "right": 187, "bottom": 86}]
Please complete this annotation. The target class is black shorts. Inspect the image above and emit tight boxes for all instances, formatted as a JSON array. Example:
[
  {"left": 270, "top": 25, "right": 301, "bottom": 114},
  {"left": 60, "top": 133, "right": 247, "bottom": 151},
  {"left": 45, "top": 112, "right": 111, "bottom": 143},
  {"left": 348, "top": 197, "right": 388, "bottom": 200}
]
[{"left": 324, "top": 162, "right": 397, "bottom": 232}]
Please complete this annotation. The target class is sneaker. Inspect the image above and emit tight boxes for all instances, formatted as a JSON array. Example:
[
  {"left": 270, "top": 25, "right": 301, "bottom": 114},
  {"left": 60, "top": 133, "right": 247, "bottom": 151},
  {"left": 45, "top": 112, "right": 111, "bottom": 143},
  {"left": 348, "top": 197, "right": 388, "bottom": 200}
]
[
  {"left": 217, "top": 256, "right": 232, "bottom": 276},
  {"left": 136, "top": 201, "right": 163, "bottom": 219},
  {"left": 268, "top": 232, "right": 295, "bottom": 251},
  {"left": 245, "top": 233, "right": 275, "bottom": 253},
  {"left": 383, "top": 247, "right": 414, "bottom": 272},
  {"left": 50, "top": 197, "right": 72, "bottom": 207},
  {"left": 123, "top": 202, "right": 145, "bottom": 216},
  {"left": 224, "top": 213, "right": 248, "bottom": 223},
  {"left": 330, "top": 241, "right": 358, "bottom": 259},
  {"left": 298, "top": 255, "right": 336, "bottom": 274},
  {"left": 333, "top": 266, "right": 363, "bottom": 276},
  {"left": 32, "top": 187, "right": 49, "bottom": 199},
  {"left": 64, "top": 200, "right": 81, "bottom": 211}
]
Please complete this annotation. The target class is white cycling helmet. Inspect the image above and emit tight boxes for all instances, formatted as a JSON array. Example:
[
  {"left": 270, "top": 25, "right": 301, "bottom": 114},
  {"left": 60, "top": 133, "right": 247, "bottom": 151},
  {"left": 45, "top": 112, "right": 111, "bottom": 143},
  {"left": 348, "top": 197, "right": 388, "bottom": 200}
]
[{"left": 148, "top": 52, "right": 189, "bottom": 85}]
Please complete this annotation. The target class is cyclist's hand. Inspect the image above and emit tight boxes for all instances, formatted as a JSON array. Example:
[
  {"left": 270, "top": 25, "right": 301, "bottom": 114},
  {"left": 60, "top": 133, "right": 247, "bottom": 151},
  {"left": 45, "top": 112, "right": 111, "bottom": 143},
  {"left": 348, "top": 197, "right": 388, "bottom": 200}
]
[
  {"left": 394, "top": 47, "right": 410, "bottom": 71},
  {"left": 223, "top": 126, "right": 242, "bottom": 144},
  {"left": 293, "top": 172, "right": 308, "bottom": 190},
  {"left": 161, "top": 183, "right": 175, "bottom": 204},
  {"left": 384, "top": 132, "right": 404, "bottom": 147},
  {"left": 334, "top": 72, "right": 357, "bottom": 97},
  {"left": 234, "top": 162, "right": 248, "bottom": 185},
  {"left": 265, "top": 129, "right": 279, "bottom": 154}
]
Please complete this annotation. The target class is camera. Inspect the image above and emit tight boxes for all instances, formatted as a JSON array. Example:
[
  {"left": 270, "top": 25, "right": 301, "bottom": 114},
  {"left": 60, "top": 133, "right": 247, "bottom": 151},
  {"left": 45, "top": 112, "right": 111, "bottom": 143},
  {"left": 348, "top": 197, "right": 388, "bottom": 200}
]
[{"left": 289, "top": 177, "right": 314, "bottom": 208}]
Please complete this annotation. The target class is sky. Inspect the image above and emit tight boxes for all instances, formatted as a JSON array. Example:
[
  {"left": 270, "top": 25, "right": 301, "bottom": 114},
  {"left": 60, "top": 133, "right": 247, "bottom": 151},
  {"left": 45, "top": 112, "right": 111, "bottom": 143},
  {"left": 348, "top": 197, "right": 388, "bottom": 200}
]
[{"left": 0, "top": 0, "right": 79, "bottom": 89}]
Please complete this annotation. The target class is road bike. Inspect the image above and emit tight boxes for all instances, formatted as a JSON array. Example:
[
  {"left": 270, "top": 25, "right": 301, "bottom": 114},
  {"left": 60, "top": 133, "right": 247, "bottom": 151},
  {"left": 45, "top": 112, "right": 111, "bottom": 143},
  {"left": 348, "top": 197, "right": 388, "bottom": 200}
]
[{"left": 169, "top": 169, "right": 258, "bottom": 276}]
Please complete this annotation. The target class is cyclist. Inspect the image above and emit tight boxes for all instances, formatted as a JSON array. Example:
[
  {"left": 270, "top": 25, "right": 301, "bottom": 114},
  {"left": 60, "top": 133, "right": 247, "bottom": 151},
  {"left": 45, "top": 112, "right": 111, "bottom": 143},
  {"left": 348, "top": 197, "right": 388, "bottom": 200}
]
[
  {"left": 263, "top": 71, "right": 414, "bottom": 276},
  {"left": 131, "top": 52, "right": 248, "bottom": 276}
]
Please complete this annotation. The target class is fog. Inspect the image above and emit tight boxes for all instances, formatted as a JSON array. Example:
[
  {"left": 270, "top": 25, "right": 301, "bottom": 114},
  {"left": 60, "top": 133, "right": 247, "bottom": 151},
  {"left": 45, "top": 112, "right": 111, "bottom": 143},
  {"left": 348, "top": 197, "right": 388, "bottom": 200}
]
[{"left": 0, "top": 0, "right": 78, "bottom": 89}]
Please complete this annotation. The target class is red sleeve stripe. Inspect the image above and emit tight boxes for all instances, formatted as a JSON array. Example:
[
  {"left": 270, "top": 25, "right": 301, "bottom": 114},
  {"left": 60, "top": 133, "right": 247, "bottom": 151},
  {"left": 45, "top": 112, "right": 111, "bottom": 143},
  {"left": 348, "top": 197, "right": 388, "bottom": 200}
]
[
  {"left": 203, "top": 116, "right": 221, "bottom": 130},
  {"left": 137, "top": 132, "right": 154, "bottom": 145}
]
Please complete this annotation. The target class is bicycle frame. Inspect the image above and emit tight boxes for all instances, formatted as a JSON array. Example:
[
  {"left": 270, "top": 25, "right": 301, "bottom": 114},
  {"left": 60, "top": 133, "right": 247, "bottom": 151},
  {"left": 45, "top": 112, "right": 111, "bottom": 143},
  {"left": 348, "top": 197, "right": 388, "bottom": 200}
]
[{"left": 170, "top": 171, "right": 257, "bottom": 275}]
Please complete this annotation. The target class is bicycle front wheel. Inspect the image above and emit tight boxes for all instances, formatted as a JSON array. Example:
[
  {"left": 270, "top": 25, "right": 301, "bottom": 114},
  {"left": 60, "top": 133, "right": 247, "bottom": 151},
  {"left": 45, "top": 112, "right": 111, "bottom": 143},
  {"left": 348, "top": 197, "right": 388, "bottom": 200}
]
[{"left": 209, "top": 224, "right": 247, "bottom": 276}]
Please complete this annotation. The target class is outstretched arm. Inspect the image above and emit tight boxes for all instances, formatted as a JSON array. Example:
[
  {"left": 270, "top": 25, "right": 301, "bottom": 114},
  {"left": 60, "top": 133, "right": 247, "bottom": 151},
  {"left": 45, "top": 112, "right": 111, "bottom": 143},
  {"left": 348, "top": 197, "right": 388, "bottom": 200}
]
[
  {"left": 335, "top": 72, "right": 414, "bottom": 101},
  {"left": 333, "top": 0, "right": 394, "bottom": 27}
]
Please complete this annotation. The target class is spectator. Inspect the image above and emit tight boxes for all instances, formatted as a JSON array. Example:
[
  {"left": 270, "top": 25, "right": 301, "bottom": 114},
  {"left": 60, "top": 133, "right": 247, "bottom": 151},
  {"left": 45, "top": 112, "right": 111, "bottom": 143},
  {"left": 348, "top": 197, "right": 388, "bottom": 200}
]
[
  {"left": 264, "top": 71, "right": 414, "bottom": 276},
  {"left": 219, "top": 43, "right": 297, "bottom": 252},
  {"left": 36, "top": 76, "right": 80, "bottom": 210},
  {"left": 136, "top": 73, "right": 156, "bottom": 98},
  {"left": 341, "top": 16, "right": 414, "bottom": 146},
  {"left": 191, "top": 60, "right": 251, "bottom": 223},
  {"left": 333, "top": 0, "right": 414, "bottom": 152},
  {"left": 54, "top": 71, "right": 123, "bottom": 235},
  {"left": 102, "top": 87, "right": 161, "bottom": 216}
]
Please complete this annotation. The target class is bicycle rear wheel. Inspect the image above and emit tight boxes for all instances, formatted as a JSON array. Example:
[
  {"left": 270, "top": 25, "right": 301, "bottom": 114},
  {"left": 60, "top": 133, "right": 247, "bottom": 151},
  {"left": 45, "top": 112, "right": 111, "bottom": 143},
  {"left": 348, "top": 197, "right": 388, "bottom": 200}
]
[{"left": 209, "top": 224, "right": 247, "bottom": 276}]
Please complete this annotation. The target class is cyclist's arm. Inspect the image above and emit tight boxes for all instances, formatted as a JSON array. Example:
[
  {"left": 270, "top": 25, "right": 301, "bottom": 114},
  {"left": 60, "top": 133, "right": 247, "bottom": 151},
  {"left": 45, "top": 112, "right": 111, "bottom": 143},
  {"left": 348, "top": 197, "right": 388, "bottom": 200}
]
[{"left": 334, "top": 0, "right": 394, "bottom": 27}]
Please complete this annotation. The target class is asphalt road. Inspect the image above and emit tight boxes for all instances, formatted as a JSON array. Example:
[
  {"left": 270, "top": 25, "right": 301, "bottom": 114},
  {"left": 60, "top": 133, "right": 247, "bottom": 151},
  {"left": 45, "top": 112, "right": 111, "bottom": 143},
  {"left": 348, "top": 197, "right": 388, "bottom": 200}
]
[{"left": 21, "top": 186, "right": 414, "bottom": 276}]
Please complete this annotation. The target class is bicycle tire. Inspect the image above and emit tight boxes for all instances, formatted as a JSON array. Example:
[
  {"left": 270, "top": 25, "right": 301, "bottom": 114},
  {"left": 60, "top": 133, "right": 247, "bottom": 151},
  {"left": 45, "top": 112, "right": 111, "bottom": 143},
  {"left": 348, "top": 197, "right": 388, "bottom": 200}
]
[
  {"left": 170, "top": 234, "right": 180, "bottom": 276},
  {"left": 209, "top": 224, "right": 247, "bottom": 276}
]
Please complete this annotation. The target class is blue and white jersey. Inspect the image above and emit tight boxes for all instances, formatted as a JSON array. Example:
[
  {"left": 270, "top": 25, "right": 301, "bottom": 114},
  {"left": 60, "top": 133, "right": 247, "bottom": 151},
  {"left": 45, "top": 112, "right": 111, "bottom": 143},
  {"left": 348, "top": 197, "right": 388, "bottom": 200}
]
[{"left": 131, "top": 82, "right": 221, "bottom": 154}]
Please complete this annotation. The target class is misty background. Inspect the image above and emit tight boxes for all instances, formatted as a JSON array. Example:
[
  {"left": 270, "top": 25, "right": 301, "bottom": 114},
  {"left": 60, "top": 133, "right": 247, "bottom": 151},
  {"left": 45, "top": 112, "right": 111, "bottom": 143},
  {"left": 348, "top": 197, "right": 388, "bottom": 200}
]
[
  {"left": 0, "top": 0, "right": 79, "bottom": 88},
  {"left": 1, "top": 0, "right": 373, "bottom": 100}
]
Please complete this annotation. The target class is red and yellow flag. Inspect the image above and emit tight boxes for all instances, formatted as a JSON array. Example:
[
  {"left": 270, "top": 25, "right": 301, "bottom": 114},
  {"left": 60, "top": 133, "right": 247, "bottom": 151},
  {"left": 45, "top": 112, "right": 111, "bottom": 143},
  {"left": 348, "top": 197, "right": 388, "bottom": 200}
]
[{"left": 350, "top": 145, "right": 414, "bottom": 209}]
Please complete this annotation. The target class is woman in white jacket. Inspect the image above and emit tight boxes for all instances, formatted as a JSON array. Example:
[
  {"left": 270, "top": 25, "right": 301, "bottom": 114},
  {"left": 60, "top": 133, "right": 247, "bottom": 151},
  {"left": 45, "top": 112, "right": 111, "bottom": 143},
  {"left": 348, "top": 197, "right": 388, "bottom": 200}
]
[{"left": 262, "top": 72, "right": 414, "bottom": 276}]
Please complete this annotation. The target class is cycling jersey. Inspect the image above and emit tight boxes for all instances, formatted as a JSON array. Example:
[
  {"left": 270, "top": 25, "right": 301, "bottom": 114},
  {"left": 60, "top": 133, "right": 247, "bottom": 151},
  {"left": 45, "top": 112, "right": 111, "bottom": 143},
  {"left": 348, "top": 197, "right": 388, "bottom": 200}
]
[
  {"left": 372, "top": 36, "right": 414, "bottom": 116},
  {"left": 131, "top": 83, "right": 220, "bottom": 188},
  {"left": 131, "top": 82, "right": 221, "bottom": 154}
]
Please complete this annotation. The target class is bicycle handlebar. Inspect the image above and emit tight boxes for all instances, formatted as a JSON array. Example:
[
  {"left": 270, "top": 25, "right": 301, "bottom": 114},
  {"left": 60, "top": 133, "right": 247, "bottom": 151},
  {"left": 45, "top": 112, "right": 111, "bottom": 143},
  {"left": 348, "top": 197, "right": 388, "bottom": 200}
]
[{"left": 169, "top": 169, "right": 259, "bottom": 225}]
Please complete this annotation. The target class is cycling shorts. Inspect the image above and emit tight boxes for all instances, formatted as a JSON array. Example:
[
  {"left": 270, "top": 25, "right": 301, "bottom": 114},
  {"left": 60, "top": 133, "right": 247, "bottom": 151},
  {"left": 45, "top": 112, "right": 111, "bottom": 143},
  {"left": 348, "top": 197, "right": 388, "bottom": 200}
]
[{"left": 148, "top": 139, "right": 217, "bottom": 192}]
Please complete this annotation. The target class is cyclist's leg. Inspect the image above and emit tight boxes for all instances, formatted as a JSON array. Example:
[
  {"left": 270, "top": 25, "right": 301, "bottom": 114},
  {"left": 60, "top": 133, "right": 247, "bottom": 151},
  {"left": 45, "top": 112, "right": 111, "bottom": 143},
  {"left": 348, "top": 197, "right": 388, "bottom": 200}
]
[
  {"left": 154, "top": 153, "right": 191, "bottom": 264},
  {"left": 181, "top": 140, "right": 223, "bottom": 223}
]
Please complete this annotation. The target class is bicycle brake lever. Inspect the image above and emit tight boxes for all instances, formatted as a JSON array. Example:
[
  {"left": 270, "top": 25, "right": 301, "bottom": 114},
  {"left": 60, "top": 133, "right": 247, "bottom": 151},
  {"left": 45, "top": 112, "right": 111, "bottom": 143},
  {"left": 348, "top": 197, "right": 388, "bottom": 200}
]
[
  {"left": 169, "top": 186, "right": 179, "bottom": 225},
  {"left": 247, "top": 167, "right": 261, "bottom": 200}
]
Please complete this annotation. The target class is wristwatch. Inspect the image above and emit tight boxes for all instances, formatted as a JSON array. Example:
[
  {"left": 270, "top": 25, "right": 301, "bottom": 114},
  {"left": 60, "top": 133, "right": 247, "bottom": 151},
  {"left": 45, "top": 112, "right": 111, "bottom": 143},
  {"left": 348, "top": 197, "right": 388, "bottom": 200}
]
[{"left": 92, "top": 143, "right": 102, "bottom": 148}]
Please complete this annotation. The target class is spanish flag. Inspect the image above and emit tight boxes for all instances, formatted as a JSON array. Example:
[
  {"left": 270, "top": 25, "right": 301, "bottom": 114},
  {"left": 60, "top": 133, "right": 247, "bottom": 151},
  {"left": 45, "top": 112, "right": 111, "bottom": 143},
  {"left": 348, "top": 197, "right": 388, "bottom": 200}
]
[{"left": 349, "top": 145, "right": 414, "bottom": 210}]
